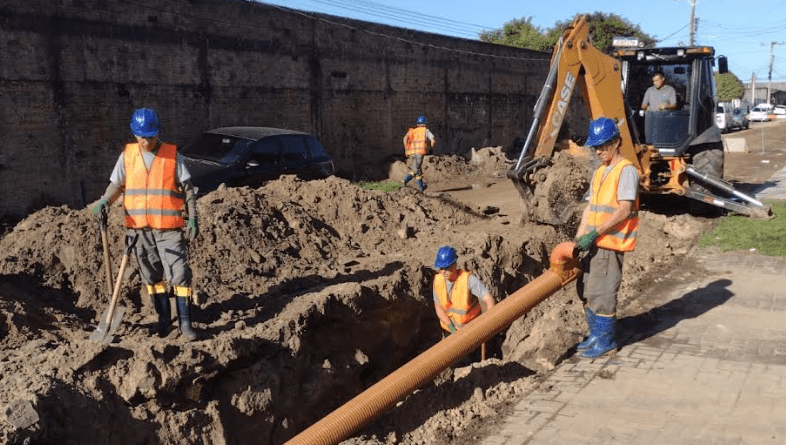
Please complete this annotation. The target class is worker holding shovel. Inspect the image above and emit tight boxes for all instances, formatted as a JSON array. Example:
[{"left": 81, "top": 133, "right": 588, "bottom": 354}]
[{"left": 93, "top": 108, "right": 199, "bottom": 341}]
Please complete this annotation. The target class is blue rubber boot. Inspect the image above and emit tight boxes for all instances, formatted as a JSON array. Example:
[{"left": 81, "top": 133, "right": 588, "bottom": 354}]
[
  {"left": 402, "top": 174, "right": 413, "bottom": 186},
  {"left": 416, "top": 179, "right": 426, "bottom": 192},
  {"left": 576, "top": 307, "right": 598, "bottom": 351},
  {"left": 581, "top": 314, "right": 618, "bottom": 359}
]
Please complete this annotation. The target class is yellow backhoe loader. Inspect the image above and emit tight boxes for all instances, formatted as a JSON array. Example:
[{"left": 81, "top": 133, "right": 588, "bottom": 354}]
[{"left": 508, "top": 14, "right": 771, "bottom": 224}]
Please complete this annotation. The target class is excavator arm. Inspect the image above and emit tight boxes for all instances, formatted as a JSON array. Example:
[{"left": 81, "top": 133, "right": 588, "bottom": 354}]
[{"left": 509, "top": 14, "right": 645, "bottom": 225}]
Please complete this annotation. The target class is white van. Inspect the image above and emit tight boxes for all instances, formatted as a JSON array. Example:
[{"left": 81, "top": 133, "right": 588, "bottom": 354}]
[{"left": 715, "top": 103, "right": 734, "bottom": 132}]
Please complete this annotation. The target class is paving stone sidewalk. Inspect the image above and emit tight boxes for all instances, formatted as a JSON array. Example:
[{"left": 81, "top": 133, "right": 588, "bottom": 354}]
[{"left": 481, "top": 250, "right": 786, "bottom": 445}]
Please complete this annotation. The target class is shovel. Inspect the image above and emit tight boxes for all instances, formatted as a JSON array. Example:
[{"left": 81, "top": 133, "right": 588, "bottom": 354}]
[
  {"left": 99, "top": 206, "right": 113, "bottom": 297},
  {"left": 89, "top": 234, "right": 139, "bottom": 344}
]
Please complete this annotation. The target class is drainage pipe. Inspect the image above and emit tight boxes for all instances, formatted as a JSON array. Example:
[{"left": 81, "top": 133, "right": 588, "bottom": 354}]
[{"left": 284, "top": 242, "right": 582, "bottom": 445}]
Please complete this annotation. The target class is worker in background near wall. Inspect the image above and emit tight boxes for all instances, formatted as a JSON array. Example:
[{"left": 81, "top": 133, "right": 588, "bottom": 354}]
[
  {"left": 92, "top": 108, "right": 199, "bottom": 341},
  {"left": 402, "top": 115, "right": 436, "bottom": 192}
]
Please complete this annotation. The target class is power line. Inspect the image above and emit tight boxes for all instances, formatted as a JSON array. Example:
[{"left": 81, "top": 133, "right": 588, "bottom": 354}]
[{"left": 259, "top": 0, "right": 494, "bottom": 39}]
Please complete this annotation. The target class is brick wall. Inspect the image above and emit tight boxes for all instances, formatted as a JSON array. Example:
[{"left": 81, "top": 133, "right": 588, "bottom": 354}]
[{"left": 0, "top": 0, "right": 553, "bottom": 220}]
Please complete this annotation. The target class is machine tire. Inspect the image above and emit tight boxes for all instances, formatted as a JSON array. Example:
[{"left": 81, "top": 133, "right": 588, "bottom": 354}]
[
  {"left": 690, "top": 144, "right": 724, "bottom": 182},
  {"left": 688, "top": 143, "right": 725, "bottom": 216}
]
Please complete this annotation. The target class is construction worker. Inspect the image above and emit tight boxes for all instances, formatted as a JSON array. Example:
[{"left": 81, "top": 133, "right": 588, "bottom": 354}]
[
  {"left": 92, "top": 108, "right": 199, "bottom": 341},
  {"left": 432, "top": 246, "right": 496, "bottom": 335},
  {"left": 641, "top": 71, "right": 677, "bottom": 111},
  {"left": 573, "top": 117, "right": 639, "bottom": 359},
  {"left": 402, "top": 115, "right": 436, "bottom": 192}
]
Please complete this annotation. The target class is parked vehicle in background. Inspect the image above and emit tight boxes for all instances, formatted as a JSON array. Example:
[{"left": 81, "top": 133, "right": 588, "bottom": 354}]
[
  {"left": 774, "top": 105, "right": 786, "bottom": 115},
  {"left": 180, "top": 127, "right": 335, "bottom": 195},
  {"left": 715, "top": 103, "right": 734, "bottom": 132},
  {"left": 749, "top": 105, "right": 772, "bottom": 122},
  {"left": 729, "top": 107, "right": 750, "bottom": 131}
]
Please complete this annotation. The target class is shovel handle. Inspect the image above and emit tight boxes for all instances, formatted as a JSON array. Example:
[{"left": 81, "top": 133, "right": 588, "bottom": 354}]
[
  {"left": 103, "top": 234, "right": 139, "bottom": 325},
  {"left": 100, "top": 229, "right": 113, "bottom": 297}
]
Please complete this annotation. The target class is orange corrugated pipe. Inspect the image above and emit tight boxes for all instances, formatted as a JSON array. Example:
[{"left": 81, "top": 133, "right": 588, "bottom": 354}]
[{"left": 284, "top": 242, "right": 582, "bottom": 445}]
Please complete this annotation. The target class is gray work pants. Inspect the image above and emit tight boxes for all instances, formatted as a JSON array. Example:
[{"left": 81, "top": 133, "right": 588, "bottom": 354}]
[
  {"left": 128, "top": 228, "right": 192, "bottom": 287},
  {"left": 577, "top": 246, "right": 624, "bottom": 315},
  {"left": 408, "top": 153, "right": 424, "bottom": 178}
]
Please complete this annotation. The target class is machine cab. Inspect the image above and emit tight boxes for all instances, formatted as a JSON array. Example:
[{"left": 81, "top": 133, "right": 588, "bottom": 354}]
[{"left": 615, "top": 45, "right": 721, "bottom": 156}]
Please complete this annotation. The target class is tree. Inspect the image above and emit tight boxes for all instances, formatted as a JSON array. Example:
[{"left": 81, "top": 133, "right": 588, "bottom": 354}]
[
  {"left": 480, "top": 12, "right": 656, "bottom": 53},
  {"left": 715, "top": 72, "right": 744, "bottom": 101},
  {"left": 479, "top": 17, "right": 551, "bottom": 51}
]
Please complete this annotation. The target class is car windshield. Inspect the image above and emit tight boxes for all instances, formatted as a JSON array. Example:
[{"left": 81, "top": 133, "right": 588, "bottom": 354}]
[
  {"left": 180, "top": 133, "right": 251, "bottom": 163},
  {"left": 752, "top": 107, "right": 764, "bottom": 112},
  {"left": 716, "top": 106, "right": 725, "bottom": 113}
]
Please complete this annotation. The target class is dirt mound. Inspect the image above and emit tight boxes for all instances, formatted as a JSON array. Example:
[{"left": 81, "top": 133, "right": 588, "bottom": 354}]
[
  {"left": 0, "top": 150, "right": 704, "bottom": 444},
  {"left": 389, "top": 146, "right": 514, "bottom": 185}
]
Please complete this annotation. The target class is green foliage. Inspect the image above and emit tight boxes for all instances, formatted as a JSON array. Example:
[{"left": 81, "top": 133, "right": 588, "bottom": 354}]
[
  {"left": 355, "top": 181, "right": 401, "bottom": 193},
  {"left": 715, "top": 72, "right": 744, "bottom": 101},
  {"left": 480, "top": 12, "right": 656, "bottom": 53},
  {"left": 698, "top": 201, "right": 786, "bottom": 257},
  {"left": 550, "top": 12, "right": 656, "bottom": 51},
  {"left": 479, "top": 17, "right": 551, "bottom": 51}
]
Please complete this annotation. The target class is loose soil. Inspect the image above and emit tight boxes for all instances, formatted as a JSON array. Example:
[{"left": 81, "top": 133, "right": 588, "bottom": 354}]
[{"left": 1, "top": 120, "right": 785, "bottom": 445}]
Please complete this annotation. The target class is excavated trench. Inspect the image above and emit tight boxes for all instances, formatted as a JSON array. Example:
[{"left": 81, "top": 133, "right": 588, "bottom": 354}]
[{"left": 0, "top": 149, "right": 705, "bottom": 444}]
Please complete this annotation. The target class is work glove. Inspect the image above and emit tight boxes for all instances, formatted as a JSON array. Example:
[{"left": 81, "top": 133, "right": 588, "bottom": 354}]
[
  {"left": 186, "top": 217, "right": 199, "bottom": 242},
  {"left": 574, "top": 230, "right": 599, "bottom": 251},
  {"left": 447, "top": 323, "right": 457, "bottom": 334},
  {"left": 92, "top": 198, "right": 109, "bottom": 215}
]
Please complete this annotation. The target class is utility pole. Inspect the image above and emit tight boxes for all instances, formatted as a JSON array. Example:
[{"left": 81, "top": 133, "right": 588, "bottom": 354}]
[
  {"left": 751, "top": 72, "right": 756, "bottom": 105},
  {"left": 674, "top": 0, "right": 698, "bottom": 45},
  {"left": 763, "top": 41, "right": 784, "bottom": 105},
  {"left": 688, "top": 0, "right": 696, "bottom": 46}
]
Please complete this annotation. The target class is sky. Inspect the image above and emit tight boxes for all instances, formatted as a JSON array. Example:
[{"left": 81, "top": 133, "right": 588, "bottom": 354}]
[{"left": 260, "top": 0, "right": 786, "bottom": 84}]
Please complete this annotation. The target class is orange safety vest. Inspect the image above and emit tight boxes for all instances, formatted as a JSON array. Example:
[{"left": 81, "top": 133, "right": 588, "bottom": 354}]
[
  {"left": 123, "top": 142, "right": 185, "bottom": 229},
  {"left": 404, "top": 126, "right": 429, "bottom": 156},
  {"left": 434, "top": 270, "right": 482, "bottom": 332},
  {"left": 587, "top": 159, "right": 639, "bottom": 252}
]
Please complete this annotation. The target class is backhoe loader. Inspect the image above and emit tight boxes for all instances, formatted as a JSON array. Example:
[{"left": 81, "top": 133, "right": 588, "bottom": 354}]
[{"left": 508, "top": 14, "right": 772, "bottom": 225}]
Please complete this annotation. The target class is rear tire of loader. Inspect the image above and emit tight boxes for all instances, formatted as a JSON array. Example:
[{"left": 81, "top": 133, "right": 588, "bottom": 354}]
[{"left": 688, "top": 143, "right": 725, "bottom": 216}]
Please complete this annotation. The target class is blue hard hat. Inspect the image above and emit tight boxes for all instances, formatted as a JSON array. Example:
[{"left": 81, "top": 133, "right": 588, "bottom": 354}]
[
  {"left": 434, "top": 246, "right": 458, "bottom": 269},
  {"left": 416, "top": 115, "right": 427, "bottom": 125},
  {"left": 584, "top": 117, "right": 619, "bottom": 147},
  {"left": 130, "top": 108, "right": 160, "bottom": 137}
]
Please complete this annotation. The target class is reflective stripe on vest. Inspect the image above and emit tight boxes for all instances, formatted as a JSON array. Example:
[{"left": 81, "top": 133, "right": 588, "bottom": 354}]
[
  {"left": 123, "top": 143, "right": 185, "bottom": 229},
  {"left": 587, "top": 159, "right": 639, "bottom": 252},
  {"left": 434, "top": 270, "right": 482, "bottom": 332},
  {"left": 405, "top": 126, "right": 428, "bottom": 156}
]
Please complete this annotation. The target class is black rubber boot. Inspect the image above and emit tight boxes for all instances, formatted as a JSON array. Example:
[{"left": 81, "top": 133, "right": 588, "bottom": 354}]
[
  {"left": 152, "top": 293, "right": 172, "bottom": 338},
  {"left": 175, "top": 296, "right": 198, "bottom": 341}
]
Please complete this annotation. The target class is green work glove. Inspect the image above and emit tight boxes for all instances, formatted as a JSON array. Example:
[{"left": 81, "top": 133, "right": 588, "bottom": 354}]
[
  {"left": 574, "top": 230, "right": 599, "bottom": 251},
  {"left": 92, "top": 198, "right": 109, "bottom": 215},
  {"left": 186, "top": 217, "right": 199, "bottom": 242},
  {"left": 447, "top": 323, "right": 457, "bottom": 334}
]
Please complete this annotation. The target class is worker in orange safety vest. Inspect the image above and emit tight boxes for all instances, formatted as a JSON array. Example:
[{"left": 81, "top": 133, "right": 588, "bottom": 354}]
[
  {"left": 402, "top": 115, "right": 436, "bottom": 192},
  {"left": 92, "top": 108, "right": 199, "bottom": 341},
  {"left": 573, "top": 117, "right": 639, "bottom": 359},
  {"left": 432, "top": 246, "right": 496, "bottom": 335}
]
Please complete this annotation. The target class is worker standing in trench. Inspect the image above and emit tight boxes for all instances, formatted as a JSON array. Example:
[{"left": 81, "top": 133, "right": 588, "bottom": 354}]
[
  {"left": 402, "top": 115, "right": 436, "bottom": 192},
  {"left": 432, "top": 246, "right": 496, "bottom": 361},
  {"left": 92, "top": 108, "right": 199, "bottom": 341},
  {"left": 573, "top": 117, "right": 639, "bottom": 359}
]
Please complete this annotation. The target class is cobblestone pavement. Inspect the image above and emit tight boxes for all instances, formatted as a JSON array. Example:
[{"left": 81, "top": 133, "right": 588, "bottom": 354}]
[{"left": 481, "top": 249, "right": 786, "bottom": 445}]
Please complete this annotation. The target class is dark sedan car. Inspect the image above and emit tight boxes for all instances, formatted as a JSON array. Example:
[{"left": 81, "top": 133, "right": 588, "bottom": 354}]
[{"left": 180, "top": 127, "right": 335, "bottom": 195}]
